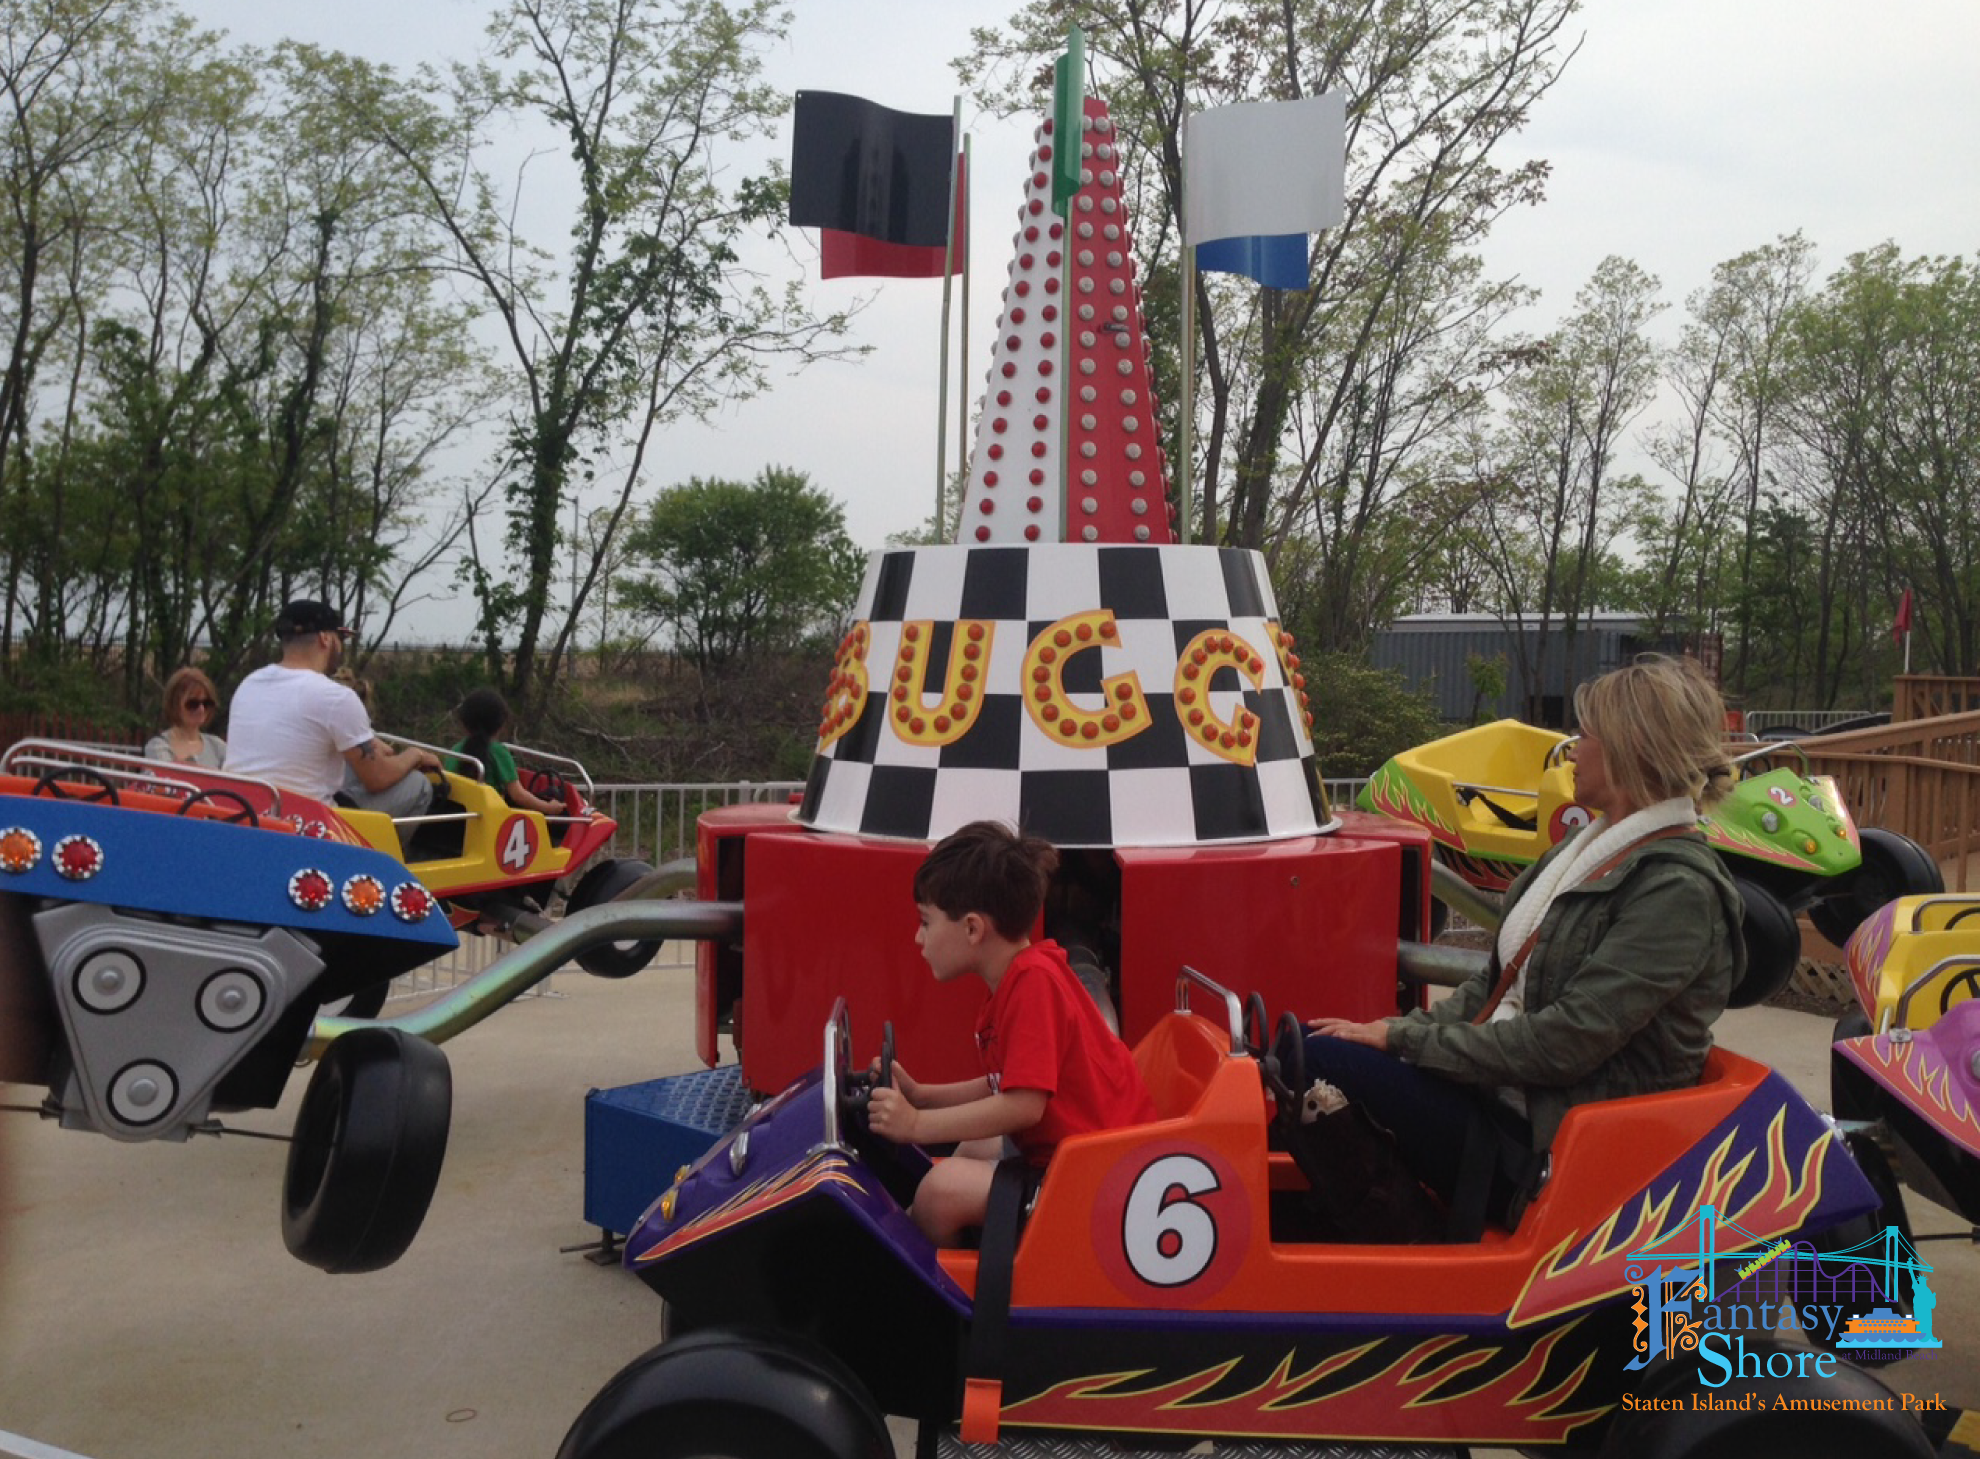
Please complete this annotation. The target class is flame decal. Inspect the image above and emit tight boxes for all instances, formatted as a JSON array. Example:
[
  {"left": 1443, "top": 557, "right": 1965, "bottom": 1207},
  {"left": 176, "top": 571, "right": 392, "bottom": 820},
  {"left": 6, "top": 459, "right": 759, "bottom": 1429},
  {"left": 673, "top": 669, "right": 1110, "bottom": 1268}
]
[
  {"left": 1846, "top": 901, "right": 1899, "bottom": 1017},
  {"left": 632, "top": 1152, "right": 866, "bottom": 1266},
  {"left": 1841, "top": 1033, "right": 1980, "bottom": 1157},
  {"left": 1509, "top": 1105, "right": 1829, "bottom": 1327},
  {"left": 1433, "top": 844, "right": 1530, "bottom": 891},
  {"left": 1361, "top": 761, "right": 1463, "bottom": 849},
  {"left": 997, "top": 1322, "right": 1607, "bottom": 1444},
  {"left": 1699, "top": 815, "right": 1824, "bottom": 872}
]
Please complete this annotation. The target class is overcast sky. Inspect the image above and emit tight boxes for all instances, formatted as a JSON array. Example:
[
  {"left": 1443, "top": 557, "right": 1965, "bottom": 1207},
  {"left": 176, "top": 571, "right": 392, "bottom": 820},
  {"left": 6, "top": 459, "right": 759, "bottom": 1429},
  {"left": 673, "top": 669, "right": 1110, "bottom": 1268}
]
[{"left": 182, "top": 0, "right": 1980, "bottom": 641}]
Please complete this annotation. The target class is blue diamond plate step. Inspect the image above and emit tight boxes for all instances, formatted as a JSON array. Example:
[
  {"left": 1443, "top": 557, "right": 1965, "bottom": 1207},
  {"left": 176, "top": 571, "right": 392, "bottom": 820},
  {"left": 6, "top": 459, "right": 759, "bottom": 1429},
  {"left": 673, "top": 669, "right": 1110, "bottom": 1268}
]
[{"left": 583, "top": 1064, "right": 754, "bottom": 1237}]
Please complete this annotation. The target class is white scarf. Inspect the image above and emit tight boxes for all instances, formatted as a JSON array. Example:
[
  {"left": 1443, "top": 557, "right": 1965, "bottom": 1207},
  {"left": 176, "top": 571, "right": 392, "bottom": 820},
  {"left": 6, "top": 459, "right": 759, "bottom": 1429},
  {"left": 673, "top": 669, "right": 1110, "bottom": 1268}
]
[{"left": 1493, "top": 796, "right": 1701, "bottom": 997}]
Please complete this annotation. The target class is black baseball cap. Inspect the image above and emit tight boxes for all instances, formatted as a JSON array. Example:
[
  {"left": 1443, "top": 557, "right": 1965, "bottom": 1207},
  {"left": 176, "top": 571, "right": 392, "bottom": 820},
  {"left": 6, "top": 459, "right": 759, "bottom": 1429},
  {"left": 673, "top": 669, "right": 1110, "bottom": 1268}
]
[{"left": 274, "top": 599, "right": 351, "bottom": 637}]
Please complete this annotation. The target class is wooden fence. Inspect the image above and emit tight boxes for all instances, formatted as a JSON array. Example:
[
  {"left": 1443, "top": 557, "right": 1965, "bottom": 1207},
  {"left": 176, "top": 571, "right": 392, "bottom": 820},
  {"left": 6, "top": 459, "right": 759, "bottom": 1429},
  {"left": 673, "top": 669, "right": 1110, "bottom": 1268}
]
[
  {"left": 1767, "top": 710, "right": 1980, "bottom": 890},
  {"left": 1893, "top": 675, "right": 1980, "bottom": 722}
]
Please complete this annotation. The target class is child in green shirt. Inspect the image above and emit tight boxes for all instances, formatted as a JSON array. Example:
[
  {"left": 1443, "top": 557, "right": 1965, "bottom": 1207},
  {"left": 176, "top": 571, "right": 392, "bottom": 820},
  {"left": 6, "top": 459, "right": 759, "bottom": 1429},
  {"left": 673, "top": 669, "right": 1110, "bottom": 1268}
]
[{"left": 450, "top": 688, "right": 567, "bottom": 817}]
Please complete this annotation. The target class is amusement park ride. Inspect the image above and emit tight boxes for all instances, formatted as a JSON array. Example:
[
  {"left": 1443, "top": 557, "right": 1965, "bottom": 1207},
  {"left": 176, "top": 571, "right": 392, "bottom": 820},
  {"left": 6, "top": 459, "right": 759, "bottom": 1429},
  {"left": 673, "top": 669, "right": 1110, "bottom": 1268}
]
[
  {"left": 548, "top": 95, "right": 1933, "bottom": 1459},
  {"left": 0, "top": 78, "right": 1952, "bottom": 1459}
]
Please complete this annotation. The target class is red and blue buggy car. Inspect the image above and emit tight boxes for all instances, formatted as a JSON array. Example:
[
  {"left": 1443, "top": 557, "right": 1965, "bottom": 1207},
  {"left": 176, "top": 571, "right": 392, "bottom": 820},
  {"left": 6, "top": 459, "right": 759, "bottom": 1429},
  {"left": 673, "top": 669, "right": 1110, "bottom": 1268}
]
[
  {"left": 560, "top": 971, "right": 1930, "bottom": 1459},
  {"left": 0, "top": 740, "right": 701, "bottom": 1271},
  {"left": 0, "top": 746, "right": 459, "bottom": 1271},
  {"left": 4, "top": 737, "right": 666, "bottom": 1007}
]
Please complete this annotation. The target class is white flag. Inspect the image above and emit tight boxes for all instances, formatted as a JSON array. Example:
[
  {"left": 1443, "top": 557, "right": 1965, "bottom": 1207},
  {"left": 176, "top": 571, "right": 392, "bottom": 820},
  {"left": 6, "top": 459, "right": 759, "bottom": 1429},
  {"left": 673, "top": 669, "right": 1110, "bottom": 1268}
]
[{"left": 1183, "top": 95, "right": 1346, "bottom": 245}]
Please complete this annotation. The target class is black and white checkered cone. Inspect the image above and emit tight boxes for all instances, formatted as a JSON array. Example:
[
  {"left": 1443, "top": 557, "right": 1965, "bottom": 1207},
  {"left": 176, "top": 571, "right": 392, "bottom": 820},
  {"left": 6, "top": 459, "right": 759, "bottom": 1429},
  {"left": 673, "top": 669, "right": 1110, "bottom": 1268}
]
[{"left": 798, "top": 544, "right": 1330, "bottom": 847}]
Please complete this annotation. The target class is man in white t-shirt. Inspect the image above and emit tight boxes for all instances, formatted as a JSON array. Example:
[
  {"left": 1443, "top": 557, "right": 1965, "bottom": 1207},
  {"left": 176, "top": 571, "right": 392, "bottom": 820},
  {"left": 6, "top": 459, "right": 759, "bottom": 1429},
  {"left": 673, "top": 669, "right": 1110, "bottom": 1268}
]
[{"left": 226, "top": 599, "right": 441, "bottom": 819}]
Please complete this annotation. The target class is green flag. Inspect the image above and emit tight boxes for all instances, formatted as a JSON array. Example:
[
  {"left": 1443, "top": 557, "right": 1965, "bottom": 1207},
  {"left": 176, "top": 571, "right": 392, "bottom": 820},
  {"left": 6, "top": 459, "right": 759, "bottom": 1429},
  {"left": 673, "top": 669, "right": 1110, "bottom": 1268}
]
[{"left": 1051, "top": 25, "right": 1086, "bottom": 217}]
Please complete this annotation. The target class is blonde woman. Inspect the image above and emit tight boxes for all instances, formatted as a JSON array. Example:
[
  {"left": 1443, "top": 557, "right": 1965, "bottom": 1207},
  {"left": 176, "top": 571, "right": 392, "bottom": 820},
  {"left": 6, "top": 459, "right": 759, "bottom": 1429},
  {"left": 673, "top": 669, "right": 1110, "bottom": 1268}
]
[
  {"left": 1305, "top": 654, "right": 1745, "bottom": 1233},
  {"left": 145, "top": 667, "right": 227, "bottom": 769}
]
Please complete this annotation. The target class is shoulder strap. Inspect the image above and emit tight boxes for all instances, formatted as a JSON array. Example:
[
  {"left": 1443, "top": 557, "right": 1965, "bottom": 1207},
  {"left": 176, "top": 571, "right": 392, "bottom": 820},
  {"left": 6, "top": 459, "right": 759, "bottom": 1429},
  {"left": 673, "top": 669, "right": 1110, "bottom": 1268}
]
[{"left": 960, "top": 1156, "right": 1036, "bottom": 1444}]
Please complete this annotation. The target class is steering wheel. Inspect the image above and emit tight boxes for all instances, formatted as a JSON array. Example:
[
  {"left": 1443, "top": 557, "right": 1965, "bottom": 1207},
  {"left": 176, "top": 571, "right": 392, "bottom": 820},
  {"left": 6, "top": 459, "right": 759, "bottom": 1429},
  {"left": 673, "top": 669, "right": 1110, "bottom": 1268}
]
[
  {"left": 32, "top": 767, "right": 118, "bottom": 805},
  {"left": 525, "top": 767, "right": 570, "bottom": 803},
  {"left": 1272, "top": 1011, "right": 1308, "bottom": 1117},
  {"left": 1243, "top": 991, "right": 1271, "bottom": 1060},
  {"left": 178, "top": 788, "right": 259, "bottom": 827},
  {"left": 1940, "top": 966, "right": 1980, "bottom": 1017},
  {"left": 844, "top": 1020, "right": 896, "bottom": 1113}
]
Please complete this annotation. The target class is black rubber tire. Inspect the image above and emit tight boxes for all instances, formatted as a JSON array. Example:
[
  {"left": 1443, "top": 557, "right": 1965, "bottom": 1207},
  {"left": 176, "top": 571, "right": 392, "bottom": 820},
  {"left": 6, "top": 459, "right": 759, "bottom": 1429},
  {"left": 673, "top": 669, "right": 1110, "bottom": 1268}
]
[
  {"left": 282, "top": 1026, "right": 452, "bottom": 1274},
  {"left": 1829, "top": 1007, "right": 1880, "bottom": 1121},
  {"left": 566, "top": 857, "right": 661, "bottom": 978},
  {"left": 1727, "top": 877, "right": 1800, "bottom": 1009},
  {"left": 1601, "top": 1347, "right": 1931, "bottom": 1457},
  {"left": 1809, "top": 827, "right": 1945, "bottom": 948},
  {"left": 555, "top": 1328, "right": 891, "bottom": 1459}
]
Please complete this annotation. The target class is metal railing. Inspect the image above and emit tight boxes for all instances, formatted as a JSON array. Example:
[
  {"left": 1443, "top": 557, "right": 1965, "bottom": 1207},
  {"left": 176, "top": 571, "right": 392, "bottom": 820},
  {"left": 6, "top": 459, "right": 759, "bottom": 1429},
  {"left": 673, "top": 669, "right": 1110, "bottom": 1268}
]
[
  {"left": 372, "top": 779, "right": 794, "bottom": 1004},
  {"left": 1743, "top": 708, "right": 1876, "bottom": 736},
  {"left": 587, "top": 780, "right": 805, "bottom": 864}
]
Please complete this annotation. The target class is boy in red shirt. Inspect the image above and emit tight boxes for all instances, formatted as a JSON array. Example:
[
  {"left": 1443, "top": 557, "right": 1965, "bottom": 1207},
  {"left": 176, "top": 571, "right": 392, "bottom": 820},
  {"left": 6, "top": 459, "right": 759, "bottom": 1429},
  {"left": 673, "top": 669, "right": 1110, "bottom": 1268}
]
[{"left": 869, "top": 820, "right": 1158, "bottom": 1246}]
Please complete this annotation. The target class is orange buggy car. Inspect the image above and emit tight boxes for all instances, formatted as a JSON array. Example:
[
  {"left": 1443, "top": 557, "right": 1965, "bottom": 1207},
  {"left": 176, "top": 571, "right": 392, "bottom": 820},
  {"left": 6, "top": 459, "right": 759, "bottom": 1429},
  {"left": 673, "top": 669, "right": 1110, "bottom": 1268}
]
[{"left": 559, "top": 972, "right": 1930, "bottom": 1459}]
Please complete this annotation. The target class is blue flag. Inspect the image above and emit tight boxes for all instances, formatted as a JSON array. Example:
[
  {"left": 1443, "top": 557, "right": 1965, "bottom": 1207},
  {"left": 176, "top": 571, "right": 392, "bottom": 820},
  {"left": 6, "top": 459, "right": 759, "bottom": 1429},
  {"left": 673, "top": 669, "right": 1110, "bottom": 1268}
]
[{"left": 1195, "top": 234, "right": 1309, "bottom": 290}]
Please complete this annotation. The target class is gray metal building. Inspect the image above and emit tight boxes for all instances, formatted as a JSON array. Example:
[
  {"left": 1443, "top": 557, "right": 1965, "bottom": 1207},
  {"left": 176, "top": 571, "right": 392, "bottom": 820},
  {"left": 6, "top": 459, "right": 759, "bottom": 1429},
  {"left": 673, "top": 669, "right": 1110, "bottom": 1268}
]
[{"left": 1372, "top": 613, "right": 1716, "bottom": 727}]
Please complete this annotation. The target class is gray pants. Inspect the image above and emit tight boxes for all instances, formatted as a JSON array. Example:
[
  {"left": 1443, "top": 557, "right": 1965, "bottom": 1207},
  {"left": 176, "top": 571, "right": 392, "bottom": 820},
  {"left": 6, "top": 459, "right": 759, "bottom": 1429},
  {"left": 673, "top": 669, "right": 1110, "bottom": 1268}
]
[{"left": 345, "top": 768, "right": 434, "bottom": 820}]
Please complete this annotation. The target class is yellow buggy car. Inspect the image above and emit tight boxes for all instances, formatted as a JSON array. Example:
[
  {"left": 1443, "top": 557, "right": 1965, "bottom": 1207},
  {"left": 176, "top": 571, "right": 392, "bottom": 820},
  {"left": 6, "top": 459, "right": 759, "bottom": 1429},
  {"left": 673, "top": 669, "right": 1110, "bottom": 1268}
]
[{"left": 1359, "top": 720, "right": 1941, "bottom": 1007}]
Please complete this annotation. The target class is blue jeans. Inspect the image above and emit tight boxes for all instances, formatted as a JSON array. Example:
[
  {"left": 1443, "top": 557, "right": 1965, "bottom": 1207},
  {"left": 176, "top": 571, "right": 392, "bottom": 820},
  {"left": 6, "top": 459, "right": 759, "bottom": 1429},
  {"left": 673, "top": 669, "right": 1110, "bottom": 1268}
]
[{"left": 1302, "top": 1034, "right": 1536, "bottom": 1222}]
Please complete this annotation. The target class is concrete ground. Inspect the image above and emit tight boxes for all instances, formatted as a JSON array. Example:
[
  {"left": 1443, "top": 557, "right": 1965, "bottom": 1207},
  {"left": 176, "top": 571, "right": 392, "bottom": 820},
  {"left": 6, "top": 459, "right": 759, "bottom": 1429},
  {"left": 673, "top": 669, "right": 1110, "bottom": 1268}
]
[{"left": 1, "top": 959, "right": 1975, "bottom": 1459}]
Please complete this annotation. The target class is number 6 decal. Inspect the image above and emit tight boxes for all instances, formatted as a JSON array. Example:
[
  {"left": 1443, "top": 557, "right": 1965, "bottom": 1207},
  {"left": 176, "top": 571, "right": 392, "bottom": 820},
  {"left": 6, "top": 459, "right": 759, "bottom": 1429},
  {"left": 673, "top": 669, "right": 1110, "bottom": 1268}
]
[
  {"left": 1094, "top": 1143, "right": 1250, "bottom": 1302},
  {"left": 1123, "top": 1154, "right": 1220, "bottom": 1286}
]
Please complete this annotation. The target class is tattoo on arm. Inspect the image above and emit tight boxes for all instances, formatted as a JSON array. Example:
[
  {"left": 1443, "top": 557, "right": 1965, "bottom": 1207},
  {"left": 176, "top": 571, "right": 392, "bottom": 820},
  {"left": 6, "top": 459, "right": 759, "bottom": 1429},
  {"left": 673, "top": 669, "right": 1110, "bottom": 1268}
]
[{"left": 357, "top": 739, "right": 380, "bottom": 760}]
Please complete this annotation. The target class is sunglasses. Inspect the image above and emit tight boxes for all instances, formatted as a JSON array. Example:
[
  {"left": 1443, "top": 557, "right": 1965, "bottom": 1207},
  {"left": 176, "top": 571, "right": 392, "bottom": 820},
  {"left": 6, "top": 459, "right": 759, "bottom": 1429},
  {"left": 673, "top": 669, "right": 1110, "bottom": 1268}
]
[{"left": 184, "top": 698, "right": 215, "bottom": 710}]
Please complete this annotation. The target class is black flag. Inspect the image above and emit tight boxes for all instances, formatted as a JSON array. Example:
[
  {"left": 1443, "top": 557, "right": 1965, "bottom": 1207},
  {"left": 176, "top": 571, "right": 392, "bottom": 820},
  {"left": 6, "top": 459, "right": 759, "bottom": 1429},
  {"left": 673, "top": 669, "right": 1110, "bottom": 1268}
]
[{"left": 790, "top": 91, "right": 955, "bottom": 248}]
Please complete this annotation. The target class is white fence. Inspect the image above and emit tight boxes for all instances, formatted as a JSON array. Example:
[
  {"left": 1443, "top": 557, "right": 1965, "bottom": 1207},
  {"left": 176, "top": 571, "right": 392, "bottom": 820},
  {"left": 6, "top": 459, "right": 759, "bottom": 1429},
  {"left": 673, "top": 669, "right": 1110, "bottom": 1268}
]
[
  {"left": 587, "top": 780, "right": 807, "bottom": 865},
  {"left": 382, "top": 780, "right": 798, "bottom": 1004}
]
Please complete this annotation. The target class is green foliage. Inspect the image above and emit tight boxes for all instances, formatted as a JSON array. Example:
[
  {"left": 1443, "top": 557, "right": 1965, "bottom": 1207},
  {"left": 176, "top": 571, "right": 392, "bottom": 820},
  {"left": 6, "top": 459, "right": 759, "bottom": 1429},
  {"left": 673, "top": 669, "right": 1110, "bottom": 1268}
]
[
  {"left": 621, "top": 467, "right": 864, "bottom": 677},
  {"left": 1464, "top": 651, "right": 1509, "bottom": 724},
  {"left": 1303, "top": 652, "right": 1449, "bottom": 780},
  {"left": 347, "top": 0, "right": 859, "bottom": 709}
]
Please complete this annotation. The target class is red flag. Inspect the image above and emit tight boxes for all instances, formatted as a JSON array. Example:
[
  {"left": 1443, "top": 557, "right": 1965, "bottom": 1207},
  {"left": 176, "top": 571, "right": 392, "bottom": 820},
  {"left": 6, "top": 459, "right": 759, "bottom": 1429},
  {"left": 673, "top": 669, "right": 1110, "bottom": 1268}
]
[
  {"left": 1893, "top": 587, "right": 1913, "bottom": 646},
  {"left": 820, "top": 155, "right": 965, "bottom": 279}
]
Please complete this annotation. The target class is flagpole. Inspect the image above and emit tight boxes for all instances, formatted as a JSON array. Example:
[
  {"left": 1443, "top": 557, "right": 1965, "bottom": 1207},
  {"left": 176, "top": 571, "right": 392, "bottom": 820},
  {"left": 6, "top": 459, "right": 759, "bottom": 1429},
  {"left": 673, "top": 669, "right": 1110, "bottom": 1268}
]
[
  {"left": 1177, "top": 106, "right": 1194, "bottom": 546},
  {"left": 958, "top": 129, "right": 972, "bottom": 527},
  {"left": 935, "top": 96, "right": 962, "bottom": 535}
]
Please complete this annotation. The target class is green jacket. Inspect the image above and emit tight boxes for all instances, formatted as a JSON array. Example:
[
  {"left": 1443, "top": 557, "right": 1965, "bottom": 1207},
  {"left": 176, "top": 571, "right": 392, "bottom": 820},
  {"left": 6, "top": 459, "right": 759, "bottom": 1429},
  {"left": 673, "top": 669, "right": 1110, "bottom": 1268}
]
[{"left": 1385, "top": 829, "right": 1745, "bottom": 1152}]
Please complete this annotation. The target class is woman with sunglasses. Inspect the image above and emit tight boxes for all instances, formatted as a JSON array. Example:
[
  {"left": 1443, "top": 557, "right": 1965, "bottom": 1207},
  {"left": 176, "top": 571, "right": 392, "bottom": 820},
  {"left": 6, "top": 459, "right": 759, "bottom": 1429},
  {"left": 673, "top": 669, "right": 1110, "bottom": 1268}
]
[{"left": 146, "top": 666, "right": 228, "bottom": 769}]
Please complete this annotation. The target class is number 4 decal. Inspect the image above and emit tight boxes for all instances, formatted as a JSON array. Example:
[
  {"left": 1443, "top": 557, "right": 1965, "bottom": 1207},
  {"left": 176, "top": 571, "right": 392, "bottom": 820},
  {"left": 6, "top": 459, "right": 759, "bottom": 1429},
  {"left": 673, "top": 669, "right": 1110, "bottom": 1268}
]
[{"left": 498, "top": 814, "right": 539, "bottom": 872}]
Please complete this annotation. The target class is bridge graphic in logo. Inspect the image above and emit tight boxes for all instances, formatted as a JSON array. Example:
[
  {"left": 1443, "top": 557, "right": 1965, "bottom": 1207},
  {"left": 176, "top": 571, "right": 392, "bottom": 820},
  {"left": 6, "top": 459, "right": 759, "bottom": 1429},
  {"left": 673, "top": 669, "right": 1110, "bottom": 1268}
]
[{"left": 1622, "top": 1202, "right": 1941, "bottom": 1367}]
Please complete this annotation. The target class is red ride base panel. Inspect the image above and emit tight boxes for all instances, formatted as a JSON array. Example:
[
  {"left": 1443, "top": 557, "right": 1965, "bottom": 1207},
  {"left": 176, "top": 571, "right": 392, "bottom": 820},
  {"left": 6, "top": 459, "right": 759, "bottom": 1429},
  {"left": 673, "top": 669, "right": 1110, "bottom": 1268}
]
[{"left": 724, "top": 819, "right": 1421, "bottom": 1096}]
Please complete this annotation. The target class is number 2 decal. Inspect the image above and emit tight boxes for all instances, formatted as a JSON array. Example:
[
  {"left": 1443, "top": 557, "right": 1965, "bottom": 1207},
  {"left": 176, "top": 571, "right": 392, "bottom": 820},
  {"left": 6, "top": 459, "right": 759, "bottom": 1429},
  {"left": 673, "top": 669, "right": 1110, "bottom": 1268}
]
[
  {"left": 498, "top": 814, "right": 539, "bottom": 872},
  {"left": 1549, "top": 803, "right": 1592, "bottom": 842},
  {"left": 1094, "top": 1144, "right": 1250, "bottom": 1301}
]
